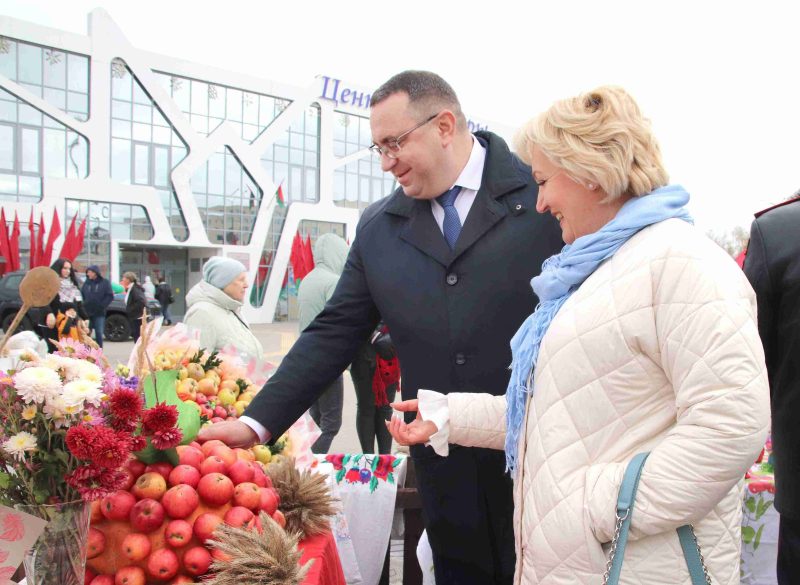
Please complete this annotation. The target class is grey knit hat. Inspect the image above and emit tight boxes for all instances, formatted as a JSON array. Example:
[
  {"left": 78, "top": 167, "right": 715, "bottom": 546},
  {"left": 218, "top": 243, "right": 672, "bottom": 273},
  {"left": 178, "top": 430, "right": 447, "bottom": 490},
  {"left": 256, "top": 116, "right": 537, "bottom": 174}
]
[{"left": 203, "top": 256, "right": 246, "bottom": 289}]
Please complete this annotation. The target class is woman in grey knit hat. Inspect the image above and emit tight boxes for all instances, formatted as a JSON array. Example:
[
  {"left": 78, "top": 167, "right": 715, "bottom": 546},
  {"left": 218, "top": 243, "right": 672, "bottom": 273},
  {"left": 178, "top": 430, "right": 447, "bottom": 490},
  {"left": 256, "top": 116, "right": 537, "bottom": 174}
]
[{"left": 183, "top": 256, "right": 264, "bottom": 364}]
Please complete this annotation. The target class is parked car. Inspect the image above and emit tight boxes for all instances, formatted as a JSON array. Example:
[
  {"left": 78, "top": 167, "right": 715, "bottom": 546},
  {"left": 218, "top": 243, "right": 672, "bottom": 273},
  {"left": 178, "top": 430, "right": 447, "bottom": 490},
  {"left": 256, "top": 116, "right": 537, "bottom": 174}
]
[{"left": 0, "top": 270, "right": 162, "bottom": 342}]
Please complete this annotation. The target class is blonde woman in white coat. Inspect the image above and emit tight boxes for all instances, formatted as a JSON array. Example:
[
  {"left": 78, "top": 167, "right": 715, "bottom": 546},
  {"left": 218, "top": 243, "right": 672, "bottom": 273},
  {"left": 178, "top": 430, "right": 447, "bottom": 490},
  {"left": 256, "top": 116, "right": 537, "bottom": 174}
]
[{"left": 388, "top": 86, "right": 770, "bottom": 585}]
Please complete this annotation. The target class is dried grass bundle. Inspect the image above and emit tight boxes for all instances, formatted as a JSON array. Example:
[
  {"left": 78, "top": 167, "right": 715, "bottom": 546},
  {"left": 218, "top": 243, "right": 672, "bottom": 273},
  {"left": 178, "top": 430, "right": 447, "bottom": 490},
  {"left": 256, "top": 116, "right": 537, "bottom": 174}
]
[
  {"left": 205, "top": 512, "right": 312, "bottom": 585},
  {"left": 265, "top": 456, "right": 338, "bottom": 537}
]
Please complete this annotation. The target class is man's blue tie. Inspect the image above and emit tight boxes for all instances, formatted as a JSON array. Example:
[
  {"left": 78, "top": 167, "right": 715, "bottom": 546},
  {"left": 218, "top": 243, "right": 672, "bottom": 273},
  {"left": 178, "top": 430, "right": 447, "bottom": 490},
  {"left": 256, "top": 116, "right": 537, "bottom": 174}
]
[{"left": 437, "top": 186, "right": 462, "bottom": 250}]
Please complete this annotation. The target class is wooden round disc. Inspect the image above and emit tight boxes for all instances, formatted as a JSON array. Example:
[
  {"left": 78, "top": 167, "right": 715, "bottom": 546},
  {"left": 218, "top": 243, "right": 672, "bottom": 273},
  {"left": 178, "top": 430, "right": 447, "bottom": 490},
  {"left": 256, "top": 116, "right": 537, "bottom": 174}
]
[{"left": 19, "top": 266, "right": 62, "bottom": 307}]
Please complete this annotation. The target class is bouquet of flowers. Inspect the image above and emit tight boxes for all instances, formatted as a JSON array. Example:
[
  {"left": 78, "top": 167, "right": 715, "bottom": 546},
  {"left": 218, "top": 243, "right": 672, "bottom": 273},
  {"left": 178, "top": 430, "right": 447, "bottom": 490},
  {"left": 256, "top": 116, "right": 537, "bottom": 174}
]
[{"left": 0, "top": 339, "right": 184, "bottom": 509}]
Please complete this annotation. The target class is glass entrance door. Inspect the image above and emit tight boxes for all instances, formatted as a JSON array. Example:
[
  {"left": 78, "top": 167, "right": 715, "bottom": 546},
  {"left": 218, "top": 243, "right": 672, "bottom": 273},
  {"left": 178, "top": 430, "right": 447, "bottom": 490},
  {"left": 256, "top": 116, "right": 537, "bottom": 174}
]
[{"left": 119, "top": 246, "right": 189, "bottom": 319}]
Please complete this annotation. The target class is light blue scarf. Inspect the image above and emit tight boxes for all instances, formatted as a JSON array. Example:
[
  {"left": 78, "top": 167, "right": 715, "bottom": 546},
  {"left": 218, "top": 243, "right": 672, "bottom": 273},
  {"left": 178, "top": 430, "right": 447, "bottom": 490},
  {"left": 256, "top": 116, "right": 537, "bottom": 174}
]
[{"left": 504, "top": 184, "right": 694, "bottom": 474}]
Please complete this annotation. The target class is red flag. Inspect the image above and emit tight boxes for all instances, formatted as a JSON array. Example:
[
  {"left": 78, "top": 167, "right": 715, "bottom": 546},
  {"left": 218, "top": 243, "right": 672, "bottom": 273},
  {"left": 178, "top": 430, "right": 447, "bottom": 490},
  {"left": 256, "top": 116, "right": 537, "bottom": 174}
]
[
  {"left": 303, "top": 235, "right": 315, "bottom": 274},
  {"left": 43, "top": 208, "right": 62, "bottom": 266},
  {"left": 9, "top": 213, "right": 20, "bottom": 271},
  {"left": 289, "top": 232, "right": 306, "bottom": 280},
  {"left": 72, "top": 217, "right": 87, "bottom": 261},
  {"left": 36, "top": 212, "right": 46, "bottom": 267},
  {"left": 59, "top": 214, "right": 78, "bottom": 261},
  {"left": 0, "top": 209, "right": 11, "bottom": 276},
  {"left": 28, "top": 209, "right": 37, "bottom": 269},
  {"left": 276, "top": 182, "right": 286, "bottom": 208}
]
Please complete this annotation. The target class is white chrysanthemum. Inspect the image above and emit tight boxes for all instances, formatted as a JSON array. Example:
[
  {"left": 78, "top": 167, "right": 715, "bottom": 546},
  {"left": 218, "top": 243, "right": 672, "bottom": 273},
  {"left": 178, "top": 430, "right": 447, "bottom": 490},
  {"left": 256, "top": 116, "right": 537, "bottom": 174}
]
[
  {"left": 42, "top": 397, "right": 70, "bottom": 427},
  {"left": 55, "top": 357, "right": 86, "bottom": 382},
  {"left": 2, "top": 431, "right": 38, "bottom": 460},
  {"left": 75, "top": 361, "right": 103, "bottom": 385},
  {"left": 12, "top": 367, "right": 63, "bottom": 404},
  {"left": 62, "top": 379, "right": 104, "bottom": 408}
]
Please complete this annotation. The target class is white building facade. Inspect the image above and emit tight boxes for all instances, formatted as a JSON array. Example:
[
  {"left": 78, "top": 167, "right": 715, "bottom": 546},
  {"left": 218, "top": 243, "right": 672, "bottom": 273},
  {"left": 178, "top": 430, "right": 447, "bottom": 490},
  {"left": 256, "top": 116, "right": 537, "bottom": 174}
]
[{"left": 0, "top": 9, "right": 505, "bottom": 323}]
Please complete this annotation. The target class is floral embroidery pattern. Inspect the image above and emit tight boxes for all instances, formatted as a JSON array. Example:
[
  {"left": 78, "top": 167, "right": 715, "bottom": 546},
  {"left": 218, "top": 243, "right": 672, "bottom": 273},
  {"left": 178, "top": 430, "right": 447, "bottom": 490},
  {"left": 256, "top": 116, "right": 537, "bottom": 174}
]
[{"left": 325, "top": 454, "right": 401, "bottom": 493}]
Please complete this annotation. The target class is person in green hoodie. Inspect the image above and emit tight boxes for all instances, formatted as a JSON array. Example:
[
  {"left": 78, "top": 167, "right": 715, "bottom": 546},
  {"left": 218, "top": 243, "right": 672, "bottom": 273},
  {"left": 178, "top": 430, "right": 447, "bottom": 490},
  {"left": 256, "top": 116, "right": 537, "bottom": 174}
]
[{"left": 297, "top": 233, "right": 349, "bottom": 453}]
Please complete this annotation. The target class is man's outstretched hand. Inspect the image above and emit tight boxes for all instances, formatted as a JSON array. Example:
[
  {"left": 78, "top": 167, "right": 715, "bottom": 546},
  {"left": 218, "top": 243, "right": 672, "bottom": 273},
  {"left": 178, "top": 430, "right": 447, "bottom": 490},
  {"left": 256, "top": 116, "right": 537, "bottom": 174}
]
[
  {"left": 386, "top": 399, "right": 438, "bottom": 446},
  {"left": 197, "top": 420, "right": 259, "bottom": 448}
]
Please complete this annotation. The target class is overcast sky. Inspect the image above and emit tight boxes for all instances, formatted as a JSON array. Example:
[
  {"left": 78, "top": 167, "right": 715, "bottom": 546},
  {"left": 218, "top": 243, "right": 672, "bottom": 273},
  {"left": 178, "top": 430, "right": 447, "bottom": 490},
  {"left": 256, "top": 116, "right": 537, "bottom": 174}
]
[{"left": 3, "top": 0, "right": 799, "bottom": 233}]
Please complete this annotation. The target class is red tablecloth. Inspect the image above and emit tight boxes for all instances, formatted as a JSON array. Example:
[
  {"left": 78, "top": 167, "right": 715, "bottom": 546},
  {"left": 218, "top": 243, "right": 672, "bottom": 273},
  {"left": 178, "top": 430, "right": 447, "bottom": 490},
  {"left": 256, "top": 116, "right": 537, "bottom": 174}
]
[{"left": 298, "top": 530, "right": 346, "bottom": 585}]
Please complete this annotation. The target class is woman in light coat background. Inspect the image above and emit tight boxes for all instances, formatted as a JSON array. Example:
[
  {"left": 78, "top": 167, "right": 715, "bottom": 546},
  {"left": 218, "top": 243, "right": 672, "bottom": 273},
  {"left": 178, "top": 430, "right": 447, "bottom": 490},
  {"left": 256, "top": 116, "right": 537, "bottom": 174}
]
[
  {"left": 184, "top": 257, "right": 264, "bottom": 365},
  {"left": 389, "top": 86, "right": 770, "bottom": 585}
]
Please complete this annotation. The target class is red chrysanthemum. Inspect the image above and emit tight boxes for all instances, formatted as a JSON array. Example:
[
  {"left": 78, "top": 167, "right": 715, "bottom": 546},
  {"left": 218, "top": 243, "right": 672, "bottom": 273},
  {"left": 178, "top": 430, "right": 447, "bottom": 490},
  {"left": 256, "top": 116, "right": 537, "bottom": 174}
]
[
  {"left": 66, "top": 464, "right": 102, "bottom": 489},
  {"left": 78, "top": 486, "right": 111, "bottom": 501},
  {"left": 151, "top": 428, "right": 183, "bottom": 450},
  {"left": 141, "top": 403, "right": 178, "bottom": 434},
  {"left": 99, "top": 469, "right": 128, "bottom": 491},
  {"left": 108, "top": 388, "right": 143, "bottom": 423},
  {"left": 89, "top": 427, "right": 129, "bottom": 469},
  {"left": 129, "top": 435, "right": 147, "bottom": 452},
  {"left": 65, "top": 425, "right": 94, "bottom": 459}
]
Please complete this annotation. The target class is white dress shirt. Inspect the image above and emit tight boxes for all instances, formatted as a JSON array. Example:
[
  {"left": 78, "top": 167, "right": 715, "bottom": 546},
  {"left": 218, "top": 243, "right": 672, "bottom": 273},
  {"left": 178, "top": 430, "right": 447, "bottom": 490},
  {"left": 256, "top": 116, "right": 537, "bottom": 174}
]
[
  {"left": 430, "top": 137, "right": 486, "bottom": 234},
  {"left": 241, "top": 137, "right": 487, "bottom": 444}
]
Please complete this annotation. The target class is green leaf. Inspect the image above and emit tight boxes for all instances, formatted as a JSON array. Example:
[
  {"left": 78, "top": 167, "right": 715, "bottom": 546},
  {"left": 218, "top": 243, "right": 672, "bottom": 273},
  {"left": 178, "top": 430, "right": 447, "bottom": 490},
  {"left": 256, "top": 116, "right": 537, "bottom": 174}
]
[
  {"left": 371, "top": 456, "right": 379, "bottom": 471},
  {"left": 392, "top": 458, "right": 401, "bottom": 468},
  {"left": 369, "top": 476, "right": 378, "bottom": 493},
  {"left": 745, "top": 496, "right": 756, "bottom": 514},
  {"left": 387, "top": 473, "right": 395, "bottom": 485},
  {"left": 0, "top": 472, "right": 11, "bottom": 489},
  {"left": 353, "top": 455, "right": 362, "bottom": 464},
  {"left": 742, "top": 525, "right": 756, "bottom": 544},
  {"left": 343, "top": 454, "right": 351, "bottom": 466},
  {"left": 754, "top": 524, "right": 764, "bottom": 550},
  {"left": 335, "top": 468, "right": 346, "bottom": 484}
]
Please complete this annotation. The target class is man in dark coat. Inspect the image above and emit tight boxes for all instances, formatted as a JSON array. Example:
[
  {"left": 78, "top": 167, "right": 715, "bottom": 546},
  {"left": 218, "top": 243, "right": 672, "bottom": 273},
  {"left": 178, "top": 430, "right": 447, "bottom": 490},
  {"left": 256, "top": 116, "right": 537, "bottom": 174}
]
[
  {"left": 120, "top": 271, "right": 147, "bottom": 342},
  {"left": 81, "top": 265, "right": 114, "bottom": 347},
  {"left": 744, "top": 192, "right": 800, "bottom": 585},
  {"left": 199, "top": 70, "right": 563, "bottom": 584}
]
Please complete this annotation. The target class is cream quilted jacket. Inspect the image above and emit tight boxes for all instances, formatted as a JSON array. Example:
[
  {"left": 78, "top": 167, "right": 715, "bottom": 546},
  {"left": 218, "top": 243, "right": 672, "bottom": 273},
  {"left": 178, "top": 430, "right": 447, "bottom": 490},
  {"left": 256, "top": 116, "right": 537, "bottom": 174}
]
[{"left": 440, "top": 219, "right": 770, "bottom": 585}]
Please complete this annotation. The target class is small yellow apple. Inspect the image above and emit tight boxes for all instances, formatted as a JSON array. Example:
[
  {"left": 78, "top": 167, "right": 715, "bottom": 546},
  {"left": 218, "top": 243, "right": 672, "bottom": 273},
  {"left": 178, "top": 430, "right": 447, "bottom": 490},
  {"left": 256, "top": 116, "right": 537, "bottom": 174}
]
[
  {"left": 217, "top": 388, "right": 237, "bottom": 407},
  {"left": 251, "top": 445, "right": 272, "bottom": 464},
  {"left": 233, "top": 401, "right": 248, "bottom": 417}
]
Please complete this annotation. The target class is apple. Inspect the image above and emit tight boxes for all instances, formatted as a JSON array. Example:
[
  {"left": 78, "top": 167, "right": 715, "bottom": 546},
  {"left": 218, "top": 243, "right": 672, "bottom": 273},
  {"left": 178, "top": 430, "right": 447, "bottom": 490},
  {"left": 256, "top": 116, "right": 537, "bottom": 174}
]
[
  {"left": 132, "top": 472, "right": 167, "bottom": 501},
  {"left": 224, "top": 506, "right": 254, "bottom": 528},
  {"left": 85, "top": 567, "right": 97, "bottom": 585},
  {"left": 199, "top": 455, "right": 227, "bottom": 475},
  {"left": 234, "top": 448, "right": 255, "bottom": 462},
  {"left": 211, "top": 548, "right": 232, "bottom": 562},
  {"left": 161, "top": 485, "right": 199, "bottom": 519},
  {"left": 168, "top": 464, "right": 201, "bottom": 488},
  {"left": 213, "top": 405, "right": 228, "bottom": 419},
  {"left": 194, "top": 392, "right": 208, "bottom": 405},
  {"left": 182, "top": 545, "right": 212, "bottom": 576},
  {"left": 147, "top": 548, "right": 179, "bottom": 581},
  {"left": 90, "top": 500, "right": 104, "bottom": 523},
  {"left": 87, "top": 527, "right": 106, "bottom": 558},
  {"left": 251, "top": 445, "right": 272, "bottom": 465},
  {"left": 259, "top": 487, "right": 279, "bottom": 515},
  {"left": 211, "top": 416, "right": 225, "bottom": 423},
  {"left": 115, "top": 566, "right": 145, "bottom": 585},
  {"left": 164, "top": 519, "right": 193, "bottom": 548},
  {"left": 121, "top": 532, "right": 151, "bottom": 561},
  {"left": 197, "top": 472, "right": 235, "bottom": 506},
  {"left": 217, "top": 388, "right": 237, "bottom": 407},
  {"left": 251, "top": 464, "right": 270, "bottom": 488},
  {"left": 168, "top": 575, "right": 195, "bottom": 584},
  {"left": 186, "top": 363, "right": 205, "bottom": 381},
  {"left": 228, "top": 460, "right": 255, "bottom": 485},
  {"left": 101, "top": 490, "right": 137, "bottom": 521},
  {"left": 210, "top": 445, "right": 237, "bottom": 468},
  {"left": 200, "top": 439, "right": 226, "bottom": 457},
  {"left": 129, "top": 498, "right": 165, "bottom": 533},
  {"left": 144, "top": 462, "right": 174, "bottom": 480},
  {"left": 233, "top": 482, "right": 261, "bottom": 511},
  {"left": 90, "top": 576, "right": 114, "bottom": 585},
  {"left": 119, "top": 469, "right": 136, "bottom": 491},
  {"left": 272, "top": 509, "right": 286, "bottom": 529},
  {"left": 176, "top": 378, "right": 198, "bottom": 401},
  {"left": 197, "top": 378, "right": 216, "bottom": 397},
  {"left": 233, "top": 400, "right": 248, "bottom": 417},
  {"left": 193, "top": 512, "right": 223, "bottom": 544}
]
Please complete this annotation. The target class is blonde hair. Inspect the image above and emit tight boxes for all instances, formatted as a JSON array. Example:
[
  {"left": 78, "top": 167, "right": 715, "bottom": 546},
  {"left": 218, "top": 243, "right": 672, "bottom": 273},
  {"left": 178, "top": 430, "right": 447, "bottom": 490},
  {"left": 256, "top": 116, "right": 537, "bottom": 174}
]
[{"left": 515, "top": 86, "right": 668, "bottom": 200}]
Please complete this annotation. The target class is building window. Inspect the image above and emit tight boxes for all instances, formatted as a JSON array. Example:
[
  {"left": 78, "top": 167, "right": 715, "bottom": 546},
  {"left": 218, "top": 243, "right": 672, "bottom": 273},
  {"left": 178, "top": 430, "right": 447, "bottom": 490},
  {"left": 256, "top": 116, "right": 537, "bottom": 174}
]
[
  {"left": 191, "top": 147, "right": 262, "bottom": 245},
  {"left": 110, "top": 59, "right": 189, "bottom": 241},
  {"left": 0, "top": 36, "right": 90, "bottom": 121},
  {"left": 333, "top": 112, "right": 395, "bottom": 210},
  {"left": 260, "top": 105, "right": 321, "bottom": 204},
  {"left": 65, "top": 199, "right": 154, "bottom": 271}
]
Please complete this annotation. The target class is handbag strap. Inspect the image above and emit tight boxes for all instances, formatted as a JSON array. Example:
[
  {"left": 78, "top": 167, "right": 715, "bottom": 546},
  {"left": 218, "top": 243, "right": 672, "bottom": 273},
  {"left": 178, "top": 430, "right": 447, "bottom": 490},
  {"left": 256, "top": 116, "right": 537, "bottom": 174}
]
[{"left": 602, "top": 453, "right": 712, "bottom": 585}]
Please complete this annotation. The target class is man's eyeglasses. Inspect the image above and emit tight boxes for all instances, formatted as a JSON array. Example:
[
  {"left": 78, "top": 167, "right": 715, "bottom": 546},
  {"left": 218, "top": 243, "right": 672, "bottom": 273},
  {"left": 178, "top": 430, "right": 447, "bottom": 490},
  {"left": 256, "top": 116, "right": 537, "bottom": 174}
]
[{"left": 369, "top": 112, "right": 440, "bottom": 159}]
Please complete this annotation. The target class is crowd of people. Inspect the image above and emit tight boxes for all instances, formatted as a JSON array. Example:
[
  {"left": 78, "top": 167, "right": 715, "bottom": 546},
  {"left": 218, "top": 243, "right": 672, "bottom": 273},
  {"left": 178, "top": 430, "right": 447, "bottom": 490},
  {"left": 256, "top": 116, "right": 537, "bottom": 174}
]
[{"left": 15, "top": 66, "right": 795, "bottom": 585}]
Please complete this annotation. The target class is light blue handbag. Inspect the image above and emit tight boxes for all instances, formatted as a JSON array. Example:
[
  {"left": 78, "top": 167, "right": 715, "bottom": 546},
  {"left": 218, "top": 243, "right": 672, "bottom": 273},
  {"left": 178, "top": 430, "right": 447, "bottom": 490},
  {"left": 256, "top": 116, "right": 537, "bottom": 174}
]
[{"left": 603, "top": 453, "right": 712, "bottom": 584}]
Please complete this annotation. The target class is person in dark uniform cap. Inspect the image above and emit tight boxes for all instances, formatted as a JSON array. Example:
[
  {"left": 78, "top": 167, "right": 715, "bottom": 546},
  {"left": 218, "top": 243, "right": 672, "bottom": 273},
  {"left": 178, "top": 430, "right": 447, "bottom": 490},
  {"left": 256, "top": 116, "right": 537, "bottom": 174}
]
[{"left": 743, "top": 190, "right": 800, "bottom": 585}]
